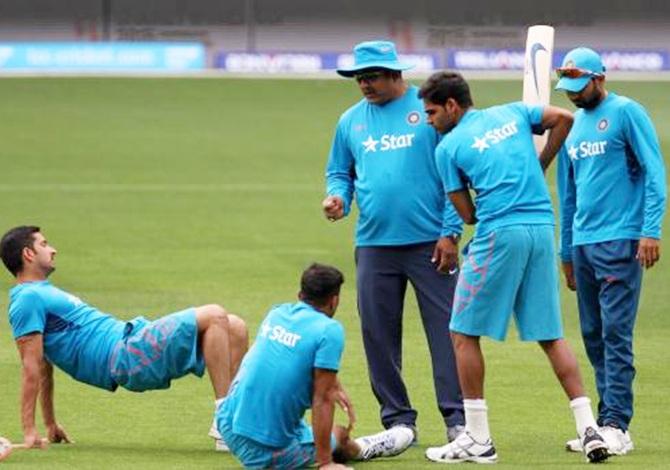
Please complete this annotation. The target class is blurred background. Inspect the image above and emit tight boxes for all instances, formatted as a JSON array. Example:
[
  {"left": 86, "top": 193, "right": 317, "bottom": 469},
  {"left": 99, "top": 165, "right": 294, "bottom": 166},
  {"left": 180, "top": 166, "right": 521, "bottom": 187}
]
[{"left": 0, "top": 0, "right": 668, "bottom": 75}]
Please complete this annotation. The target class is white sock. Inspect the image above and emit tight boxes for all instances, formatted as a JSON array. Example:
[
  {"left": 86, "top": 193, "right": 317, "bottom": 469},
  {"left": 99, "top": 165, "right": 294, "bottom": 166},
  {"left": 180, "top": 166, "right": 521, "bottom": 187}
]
[
  {"left": 464, "top": 399, "right": 490, "bottom": 443},
  {"left": 570, "top": 396, "right": 598, "bottom": 436}
]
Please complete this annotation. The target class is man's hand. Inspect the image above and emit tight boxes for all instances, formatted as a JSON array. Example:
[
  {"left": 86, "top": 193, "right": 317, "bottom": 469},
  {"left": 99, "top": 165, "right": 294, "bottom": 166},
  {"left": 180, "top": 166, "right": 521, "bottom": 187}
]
[
  {"left": 561, "top": 261, "right": 577, "bottom": 291},
  {"left": 332, "top": 386, "right": 355, "bottom": 431},
  {"left": 47, "top": 423, "right": 72, "bottom": 444},
  {"left": 23, "top": 429, "right": 48, "bottom": 449},
  {"left": 637, "top": 237, "right": 661, "bottom": 269},
  {"left": 432, "top": 236, "right": 459, "bottom": 274},
  {"left": 322, "top": 196, "right": 344, "bottom": 222}
]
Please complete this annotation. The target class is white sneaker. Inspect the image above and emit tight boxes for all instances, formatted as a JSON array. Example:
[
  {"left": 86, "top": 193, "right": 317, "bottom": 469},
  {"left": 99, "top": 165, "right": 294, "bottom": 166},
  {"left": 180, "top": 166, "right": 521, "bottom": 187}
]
[
  {"left": 355, "top": 425, "right": 415, "bottom": 460},
  {"left": 566, "top": 426, "right": 633, "bottom": 456},
  {"left": 425, "top": 431, "right": 497, "bottom": 464},
  {"left": 580, "top": 426, "right": 609, "bottom": 463},
  {"left": 447, "top": 424, "right": 466, "bottom": 443},
  {"left": 599, "top": 425, "right": 633, "bottom": 455},
  {"left": 209, "top": 421, "right": 230, "bottom": 452}
]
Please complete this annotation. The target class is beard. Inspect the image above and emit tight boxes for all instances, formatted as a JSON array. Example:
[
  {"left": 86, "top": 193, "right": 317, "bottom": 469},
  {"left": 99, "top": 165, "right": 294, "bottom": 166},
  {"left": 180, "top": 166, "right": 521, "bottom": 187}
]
[{"left": 572, "top": 89, "right": 604, "bottom": 109}]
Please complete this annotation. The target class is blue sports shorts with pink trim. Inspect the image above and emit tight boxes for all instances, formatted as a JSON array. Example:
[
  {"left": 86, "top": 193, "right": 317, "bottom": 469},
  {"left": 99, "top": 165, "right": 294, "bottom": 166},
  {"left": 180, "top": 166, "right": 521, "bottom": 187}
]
[
  {"left": 450, "top": 224, "right": 563, "bottom": 341},
  {"left": 109, "top": 308, "right": 205, "bottom": 391}
]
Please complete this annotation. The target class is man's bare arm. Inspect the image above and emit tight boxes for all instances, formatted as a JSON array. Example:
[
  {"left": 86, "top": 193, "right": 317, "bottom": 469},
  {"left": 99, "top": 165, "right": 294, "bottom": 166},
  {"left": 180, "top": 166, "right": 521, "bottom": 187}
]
[
  {"left": 538, "top": 105, "right": 574, "bottom": 171},
  {"left": 16, "top": 334, "right": 47, "bottom": 447},
  {"left": 40, "top": 360, "right": 71, "bottom": 443},
  {"left": 448, "top": 189, "right": 477, "bottom": 225},
  {"left": 312, "top": 368, "right": 339, "bottom": 468}
]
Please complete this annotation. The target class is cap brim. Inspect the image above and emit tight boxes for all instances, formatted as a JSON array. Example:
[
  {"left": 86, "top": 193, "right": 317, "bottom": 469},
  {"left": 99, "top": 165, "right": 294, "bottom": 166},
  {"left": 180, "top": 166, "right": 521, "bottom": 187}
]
[
  {"left": 336, "top": 62, "right": 414, "bottom": 77},
  {"left": 555, "top": 76, "right": 590, "bottom": 93}
]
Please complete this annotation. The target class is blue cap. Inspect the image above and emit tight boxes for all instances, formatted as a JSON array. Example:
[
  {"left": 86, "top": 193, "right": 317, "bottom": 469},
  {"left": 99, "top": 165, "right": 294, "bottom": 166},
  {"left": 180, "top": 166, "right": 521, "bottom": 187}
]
[
  {"left": 555, "top": 47, "right": 606, "bottom": 93},
  {"left": 337, "top": 40, "right": 414, "bottom": 77}
]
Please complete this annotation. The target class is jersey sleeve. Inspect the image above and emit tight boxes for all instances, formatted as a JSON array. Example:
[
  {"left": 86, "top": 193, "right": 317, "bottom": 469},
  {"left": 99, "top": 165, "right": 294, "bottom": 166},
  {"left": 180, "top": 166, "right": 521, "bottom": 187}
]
[
  {"left": 9, "top": 289, "right": 47, "bottom": 339},
  {"left": 325, "top": 116, "right": 355, "bottom": 216},
  {"left": 622, "top": 101, "right": 667, "bottom": 239},
  {"left": 436, "top": 141, "right": 466, "bottom": 193},
  {"left": 557, "top": 145, "right": 577, "bottom": 262},
  {"left": 314, "top": 321, "right": 345, "bottom": 371},
  {"left": 510, "top": 102, "right": 544, "bottom": 134}
]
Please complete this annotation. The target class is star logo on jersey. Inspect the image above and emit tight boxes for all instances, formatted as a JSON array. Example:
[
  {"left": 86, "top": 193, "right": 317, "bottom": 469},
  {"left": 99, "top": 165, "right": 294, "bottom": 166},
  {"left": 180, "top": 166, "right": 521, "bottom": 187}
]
[
  {"left": 597, "top": 118, "right": 609, "bottom": 132},
  {"left": 567, "top": 144, "right": 579, "bottom": 160},
  {"left": 406, "top": 111, "right": 421, "bottom": 126},
  {"left": 260, "top": 323, "right": 271, "bottom": 338},
  {"left": 471, "top": 136, "right": 490, "bottom": 153},
  {"left": 470, "top": 120, "right": 519, "bottom": 154},
  {"left": 362, "top": 135, "right": 379, "bottom": 153}
]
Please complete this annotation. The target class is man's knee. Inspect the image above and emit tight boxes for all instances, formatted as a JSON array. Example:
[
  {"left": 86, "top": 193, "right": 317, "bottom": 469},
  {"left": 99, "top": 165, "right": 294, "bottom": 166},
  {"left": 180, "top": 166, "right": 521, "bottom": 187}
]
[
  {"left": 195, "top": 304, "right": 230, "bottom": 331},
  {"left": 227, "top": 313, "right": 249, "bottom": 345}
]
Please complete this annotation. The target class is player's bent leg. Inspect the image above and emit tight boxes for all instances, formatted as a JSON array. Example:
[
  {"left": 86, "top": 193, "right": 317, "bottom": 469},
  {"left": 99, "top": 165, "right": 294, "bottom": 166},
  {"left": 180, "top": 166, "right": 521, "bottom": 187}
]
[
  {"left": 226, "top": 313, "right": 249, "bottom": 379},
  {"left": 195, "top": 304, "right": 232, "bottom": 399}
]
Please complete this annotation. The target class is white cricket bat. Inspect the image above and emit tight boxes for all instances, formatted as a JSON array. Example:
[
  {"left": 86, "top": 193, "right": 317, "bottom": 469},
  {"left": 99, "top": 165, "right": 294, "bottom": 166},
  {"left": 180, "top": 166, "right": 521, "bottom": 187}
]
[{"left": 522, "top": 25, "right": 554, "bottom": 154}]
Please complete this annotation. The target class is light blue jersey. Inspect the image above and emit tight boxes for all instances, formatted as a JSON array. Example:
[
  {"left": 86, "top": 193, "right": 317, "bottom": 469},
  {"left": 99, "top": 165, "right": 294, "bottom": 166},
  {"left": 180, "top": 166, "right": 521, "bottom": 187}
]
[
  {"left": 326, "top": 85, "right": 462, "bottom": 246},
  {"left": 435, "top": 102, "right": 554, "bottom": 237},
  {"left": 8, "top": 281, "right": 125, "bottom": 391},
  {"left": 221, "top": 302, "right": 344, "bottom": 448},
  {"left": 557, "top": 93, "right": 667, "bottom": 261}
]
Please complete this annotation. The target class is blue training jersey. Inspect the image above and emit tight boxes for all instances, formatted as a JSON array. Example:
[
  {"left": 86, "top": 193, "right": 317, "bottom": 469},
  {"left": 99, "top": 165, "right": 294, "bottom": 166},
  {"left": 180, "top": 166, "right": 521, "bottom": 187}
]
[
  {"left": 223, "top": 302, "right": 345, "bottom": 447},
  {"left": 557, "top": 92, "right": 667, "bottom": 260},
  {"left": 436, "top": 102, "right": 554, "bottom": 237},
  {"left": 326, "top": 85, "right": 463, "bottom": 246},
  {"left": 8, "top": 281, "right": 126, "bottom": 391}
]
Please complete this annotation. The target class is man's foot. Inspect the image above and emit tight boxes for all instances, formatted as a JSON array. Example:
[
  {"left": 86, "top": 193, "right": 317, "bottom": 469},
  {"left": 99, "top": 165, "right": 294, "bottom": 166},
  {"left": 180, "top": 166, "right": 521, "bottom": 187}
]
[
  {"left": 447, "top": 424, "right": 466, "bottom": 443},
  {"left": 209, "top": 422, "right": 229, "bottom": 452},
  {"left": 355, "top": 425, "right": 415, "bottom": 460},
  {"left": 425, "top": 431, "right": 497, "bottom": 464},
  {"left": 581, "top": 426, "right": 609, "bottom": 463},
  {"left": 566, "top": 425, "right": 632, "bottom": 456},
  {"left": 599, "top": 425, "right": 633, "bottom": 455}
]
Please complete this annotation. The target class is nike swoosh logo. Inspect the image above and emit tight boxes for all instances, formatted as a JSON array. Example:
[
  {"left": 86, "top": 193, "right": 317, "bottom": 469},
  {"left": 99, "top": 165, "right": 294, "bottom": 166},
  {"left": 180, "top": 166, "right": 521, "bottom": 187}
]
[
  {"left": 448, "top": 268, "right": 459, "bottom": 275},
  {"left": 530, "top": 42, "right": 547, "bottom": 97}
]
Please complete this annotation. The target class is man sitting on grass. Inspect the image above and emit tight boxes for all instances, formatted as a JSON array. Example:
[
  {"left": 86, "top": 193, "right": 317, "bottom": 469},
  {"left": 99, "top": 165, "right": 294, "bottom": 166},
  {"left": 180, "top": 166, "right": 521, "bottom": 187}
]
[
  {"left": 217, "top": 263, "right": 415, "bottom": 469},
  {"left": 1, "top": 225, "right": 248, "bottom": 450}
]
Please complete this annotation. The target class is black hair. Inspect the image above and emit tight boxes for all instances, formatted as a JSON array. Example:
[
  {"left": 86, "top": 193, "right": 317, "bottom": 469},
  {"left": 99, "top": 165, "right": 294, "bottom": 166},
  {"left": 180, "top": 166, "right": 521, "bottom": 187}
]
[
  {"left": 300, "top": 263, "right": 345, "bottom": 307},
  {"left": 0, "top": 225, "right": 41, "bottom": 276},
  {"left": 418, "top": 71, "right": 473, "bottom": 107}
]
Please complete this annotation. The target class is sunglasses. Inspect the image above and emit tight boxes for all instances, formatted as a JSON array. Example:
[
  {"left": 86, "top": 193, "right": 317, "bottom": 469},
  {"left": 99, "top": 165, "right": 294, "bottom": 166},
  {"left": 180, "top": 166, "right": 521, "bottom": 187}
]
[
  {"left": 555, "top": 67, "right": 604, "bottom": 79},
  {"left": 354, "top": 71, "right": 385, "bottom": 83}
]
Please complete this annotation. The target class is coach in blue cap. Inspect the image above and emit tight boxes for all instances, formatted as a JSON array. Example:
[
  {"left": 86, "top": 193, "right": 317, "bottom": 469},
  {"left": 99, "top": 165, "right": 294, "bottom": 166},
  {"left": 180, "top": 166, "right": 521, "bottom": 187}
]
[
  {"left": 556, "top": 47, "right": 667, "bottom": 456},
  {"left": 322, "top": 40, "right": 465, "bottom": 446}
]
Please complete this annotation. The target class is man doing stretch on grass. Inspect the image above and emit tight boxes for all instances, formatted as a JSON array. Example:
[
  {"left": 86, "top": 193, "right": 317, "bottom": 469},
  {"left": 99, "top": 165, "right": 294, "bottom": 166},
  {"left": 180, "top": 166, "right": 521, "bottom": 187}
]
[{"left": 1, "top": 225, "right": 248, "bottom": 450}]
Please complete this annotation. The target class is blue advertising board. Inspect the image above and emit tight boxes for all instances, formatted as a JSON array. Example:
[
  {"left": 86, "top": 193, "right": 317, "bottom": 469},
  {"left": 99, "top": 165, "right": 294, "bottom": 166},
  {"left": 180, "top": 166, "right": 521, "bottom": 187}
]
[
  {"left": 215, "top": 51, "right": 440, "bottom": 73},
  {"left": 0, "top": 42, "right": 205, "bottom": 71},
  {"left": 447, "top": 48, "right": 669, "bottom": 71}
]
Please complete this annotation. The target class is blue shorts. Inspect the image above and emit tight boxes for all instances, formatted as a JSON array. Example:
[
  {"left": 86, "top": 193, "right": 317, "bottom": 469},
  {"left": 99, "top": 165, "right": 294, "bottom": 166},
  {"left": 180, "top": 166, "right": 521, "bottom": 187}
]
[
  {"left": 217, "top": 402, "right": 336, "bottom": 469},
  {"left": 450, "top": 225, "right": 563, "bottom": 341},
  {"left": 109, "top": 308, "right": 205, "bottom": 392}
]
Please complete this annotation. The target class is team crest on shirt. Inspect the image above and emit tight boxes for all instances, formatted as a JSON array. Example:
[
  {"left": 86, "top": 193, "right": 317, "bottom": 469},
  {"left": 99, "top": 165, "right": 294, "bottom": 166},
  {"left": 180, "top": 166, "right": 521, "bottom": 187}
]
[
  {"left": 597, "top": 118, "right": 609, "bottom": 132},
  {"left": 406, "top": 111, "right": 421, "bottom": 126}
]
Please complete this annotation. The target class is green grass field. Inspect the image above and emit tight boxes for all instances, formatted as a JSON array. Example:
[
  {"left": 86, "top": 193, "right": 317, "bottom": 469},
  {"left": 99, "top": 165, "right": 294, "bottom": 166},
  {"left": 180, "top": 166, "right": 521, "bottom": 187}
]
[{"left": 0, "top": 77, "right": 668, "bottom": 469}]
